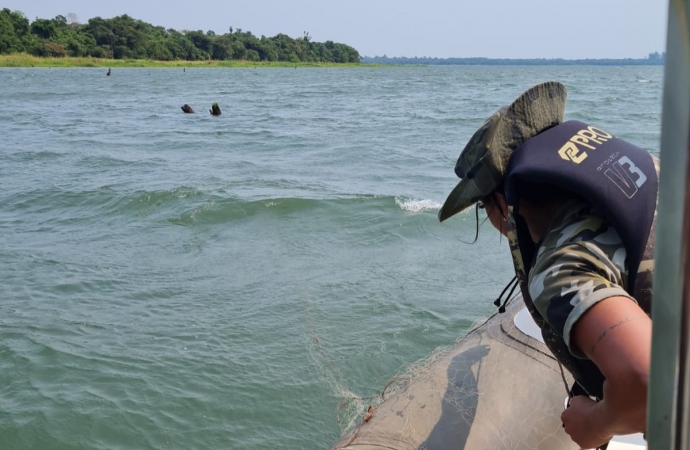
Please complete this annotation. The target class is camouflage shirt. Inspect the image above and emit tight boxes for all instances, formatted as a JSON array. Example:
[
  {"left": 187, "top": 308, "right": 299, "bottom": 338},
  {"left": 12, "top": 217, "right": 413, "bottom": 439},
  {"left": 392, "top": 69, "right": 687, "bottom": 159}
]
[{"left": 527, "top": 200, "right": 634, "bottom": 358}]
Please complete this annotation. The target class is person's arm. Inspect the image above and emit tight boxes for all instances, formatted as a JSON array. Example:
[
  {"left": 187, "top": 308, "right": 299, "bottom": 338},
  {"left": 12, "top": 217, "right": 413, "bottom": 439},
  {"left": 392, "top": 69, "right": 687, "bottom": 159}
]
[{"left": 561, "top": 295, "right": 651, "bottom": 448}]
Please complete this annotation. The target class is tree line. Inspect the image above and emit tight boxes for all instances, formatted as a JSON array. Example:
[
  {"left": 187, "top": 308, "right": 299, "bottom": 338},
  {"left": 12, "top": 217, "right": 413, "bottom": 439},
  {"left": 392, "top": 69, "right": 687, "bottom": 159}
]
[
  {"left": 0, "top": 9, "right": 360, "bottom": 63},
  {"left": 362, "top": 54, "right": 665, "bottom": 66}
]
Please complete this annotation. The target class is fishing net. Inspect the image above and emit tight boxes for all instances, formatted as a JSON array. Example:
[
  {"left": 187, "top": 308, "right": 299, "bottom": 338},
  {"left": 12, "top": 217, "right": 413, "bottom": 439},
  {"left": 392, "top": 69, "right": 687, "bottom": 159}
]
[{"left": 311, "top": 296, "right": 579, "bottom": 450}]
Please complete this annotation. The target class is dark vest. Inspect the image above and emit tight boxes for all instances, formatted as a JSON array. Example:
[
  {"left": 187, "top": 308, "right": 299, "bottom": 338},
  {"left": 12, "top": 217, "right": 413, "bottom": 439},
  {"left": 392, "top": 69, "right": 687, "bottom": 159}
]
[{"left": 504, "top": 120, "right": 658, "bottom": 398}]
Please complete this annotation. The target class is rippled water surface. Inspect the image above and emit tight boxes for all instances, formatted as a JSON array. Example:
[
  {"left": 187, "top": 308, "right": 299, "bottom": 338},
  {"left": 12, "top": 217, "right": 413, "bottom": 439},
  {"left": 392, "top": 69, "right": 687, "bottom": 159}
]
[{"left": 0, "top": 66, "right": 662, "bottom": 449}]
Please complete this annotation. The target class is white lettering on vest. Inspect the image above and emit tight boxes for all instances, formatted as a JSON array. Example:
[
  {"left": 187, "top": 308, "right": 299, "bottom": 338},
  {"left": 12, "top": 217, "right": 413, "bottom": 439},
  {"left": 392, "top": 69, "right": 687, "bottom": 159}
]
[{"left": 604, "top": 156, "right": 648, "bottom": 198}]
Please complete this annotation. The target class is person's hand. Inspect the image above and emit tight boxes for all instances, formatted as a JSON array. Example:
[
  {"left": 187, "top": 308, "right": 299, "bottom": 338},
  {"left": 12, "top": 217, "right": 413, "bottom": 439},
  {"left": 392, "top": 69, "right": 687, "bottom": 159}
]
[{"left": 561, "top": 395, "right": 612, "bottom": 449}]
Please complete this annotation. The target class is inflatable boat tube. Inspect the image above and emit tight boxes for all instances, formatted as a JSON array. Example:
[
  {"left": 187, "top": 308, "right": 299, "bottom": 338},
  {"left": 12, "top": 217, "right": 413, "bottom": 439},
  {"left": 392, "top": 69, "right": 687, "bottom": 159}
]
[{"left": 329, "top": 296, "right": 646, "bottom": 450}]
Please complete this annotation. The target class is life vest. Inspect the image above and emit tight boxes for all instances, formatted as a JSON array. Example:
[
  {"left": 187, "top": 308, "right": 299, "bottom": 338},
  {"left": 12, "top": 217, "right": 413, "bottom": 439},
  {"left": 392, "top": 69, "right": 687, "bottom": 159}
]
[{"left": 503, "top": 120, "right": 658, "bottom": 398}]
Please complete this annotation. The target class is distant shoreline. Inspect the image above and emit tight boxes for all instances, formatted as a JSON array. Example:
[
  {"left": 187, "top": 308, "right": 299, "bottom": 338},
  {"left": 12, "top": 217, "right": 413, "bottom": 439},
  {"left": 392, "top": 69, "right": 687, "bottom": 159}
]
[
  {"left": 0, "top": 54, "right": 373, "bottom": 68},
  {"left": 361, "top": 56, "right": 665, "bottom": 66},
  {"left": 1, "top": 54, "right": 666, "bottom": 69}
]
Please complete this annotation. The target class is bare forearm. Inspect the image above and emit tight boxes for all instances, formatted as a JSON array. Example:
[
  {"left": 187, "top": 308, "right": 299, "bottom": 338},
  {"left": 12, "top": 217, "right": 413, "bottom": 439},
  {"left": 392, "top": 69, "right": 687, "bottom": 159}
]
[
  {"left": 566, "top": 296, "right": 651, "bottom": 445},
  {"left": 591, "top": 374, "right": 648, "bottom": 437}
]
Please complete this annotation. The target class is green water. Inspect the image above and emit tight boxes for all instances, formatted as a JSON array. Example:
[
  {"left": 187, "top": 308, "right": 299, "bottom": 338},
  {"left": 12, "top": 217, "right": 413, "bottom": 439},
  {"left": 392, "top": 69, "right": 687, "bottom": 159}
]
[{"left": 0, "top": 66, "right": 662, "bottom": 449}]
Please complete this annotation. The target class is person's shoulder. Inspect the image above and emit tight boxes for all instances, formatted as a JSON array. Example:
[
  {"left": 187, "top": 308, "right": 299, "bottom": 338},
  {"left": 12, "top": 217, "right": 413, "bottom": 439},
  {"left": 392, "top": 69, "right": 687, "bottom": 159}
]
[
  {"left": 539, "top": 200, "right": 614, "bottom": 253},
  {"left": 530, "top": 200, "right": 629, "bottom": 309}
]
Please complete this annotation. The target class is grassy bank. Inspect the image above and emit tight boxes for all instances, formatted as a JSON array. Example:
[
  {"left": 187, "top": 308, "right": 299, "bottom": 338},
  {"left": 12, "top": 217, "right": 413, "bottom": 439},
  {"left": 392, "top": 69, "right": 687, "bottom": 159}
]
[{"left": 0, "top": 54, "right": 375, "bottom": 68}]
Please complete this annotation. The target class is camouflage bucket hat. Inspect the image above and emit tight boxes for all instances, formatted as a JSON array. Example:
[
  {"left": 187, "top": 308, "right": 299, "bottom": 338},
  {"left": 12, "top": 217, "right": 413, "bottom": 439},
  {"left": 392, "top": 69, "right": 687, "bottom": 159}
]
[{"left": 438, "top": 81, "right": 568, "bottom": 222}]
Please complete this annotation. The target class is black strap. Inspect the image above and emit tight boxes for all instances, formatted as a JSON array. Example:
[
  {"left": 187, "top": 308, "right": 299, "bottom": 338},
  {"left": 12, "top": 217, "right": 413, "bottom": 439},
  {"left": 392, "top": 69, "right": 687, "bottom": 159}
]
[
  {"left": 493, "top": 275, "right": 518, "bottom": 313},
  {"left": 568, "top": 382, "right": 588, "bottom": 399}
]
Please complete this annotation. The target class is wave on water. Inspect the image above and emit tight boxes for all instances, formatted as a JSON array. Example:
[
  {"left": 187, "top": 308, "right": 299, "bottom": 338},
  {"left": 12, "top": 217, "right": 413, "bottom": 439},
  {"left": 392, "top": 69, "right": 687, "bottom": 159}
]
[
  {"left": 170, "top": 195, "right": 448, "bottom": 226},
  {"left": 3, "top": 181, "right": 468, "bottom": 238},
  {"left": 171, "top": 196, "right": 367, "bottom": 225},
  {"left": 395, "top": 197, "right": 442, "bottom": 213},
  {"left": 6, "top": 150, "right": 66, "bottom": 162},
  {"left": 1, "top": 186, "right": 207, "bottom": 220},
  {"left": 6, "top": 186, "right": 440, "bottom": 225}
]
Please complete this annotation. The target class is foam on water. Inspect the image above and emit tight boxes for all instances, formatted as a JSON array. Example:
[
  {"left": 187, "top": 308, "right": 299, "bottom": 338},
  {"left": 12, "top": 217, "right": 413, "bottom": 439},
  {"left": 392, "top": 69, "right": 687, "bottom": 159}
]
[{"left": 395, "top": 197, "right": 443, "bottom": 213}]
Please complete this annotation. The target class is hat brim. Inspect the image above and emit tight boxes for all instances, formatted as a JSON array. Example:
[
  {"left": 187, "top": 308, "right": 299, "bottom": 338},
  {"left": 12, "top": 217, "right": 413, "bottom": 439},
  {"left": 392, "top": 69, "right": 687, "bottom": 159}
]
[{"left": 438, "top": 176, "right": 484, "bottom": 222}]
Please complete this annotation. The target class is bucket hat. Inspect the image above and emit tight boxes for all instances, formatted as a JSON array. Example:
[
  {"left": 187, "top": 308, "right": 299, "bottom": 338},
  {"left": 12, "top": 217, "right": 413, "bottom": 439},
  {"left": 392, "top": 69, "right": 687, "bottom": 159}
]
[{"left": 438, "top": 81, "right": 568, "bottom": 221}]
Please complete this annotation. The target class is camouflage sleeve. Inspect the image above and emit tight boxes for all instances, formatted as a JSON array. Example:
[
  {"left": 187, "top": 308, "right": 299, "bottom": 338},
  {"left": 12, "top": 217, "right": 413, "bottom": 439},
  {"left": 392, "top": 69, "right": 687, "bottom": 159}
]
[{"left": 527, "top": 203, "right": 635, "bottom": 358}]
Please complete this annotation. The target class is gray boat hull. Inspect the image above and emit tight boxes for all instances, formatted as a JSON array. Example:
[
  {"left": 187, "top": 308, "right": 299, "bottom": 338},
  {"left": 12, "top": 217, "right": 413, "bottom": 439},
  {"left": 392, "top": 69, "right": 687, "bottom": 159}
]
[{"left": 330, "top": 297, "right": 579, "bottom": 450}]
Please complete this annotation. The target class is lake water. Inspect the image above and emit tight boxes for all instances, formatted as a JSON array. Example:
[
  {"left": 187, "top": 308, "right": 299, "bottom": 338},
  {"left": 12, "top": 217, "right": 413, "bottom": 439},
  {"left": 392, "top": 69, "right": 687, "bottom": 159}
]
[{"left": 0, "top": 66, "right": 663, "bottom": 449}]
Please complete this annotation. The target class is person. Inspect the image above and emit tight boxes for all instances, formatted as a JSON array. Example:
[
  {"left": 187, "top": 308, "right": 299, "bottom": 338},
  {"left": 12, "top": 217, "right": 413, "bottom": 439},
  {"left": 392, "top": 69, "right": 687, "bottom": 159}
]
[{"left": 438, "top": 81, "right": 658, "bottom": 449}]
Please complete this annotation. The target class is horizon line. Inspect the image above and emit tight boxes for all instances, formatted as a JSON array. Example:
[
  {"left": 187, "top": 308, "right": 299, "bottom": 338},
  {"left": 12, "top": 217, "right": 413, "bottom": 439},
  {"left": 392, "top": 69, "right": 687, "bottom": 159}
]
[{"left": 362, "top": 55, "right": 664, "bottom": 60}]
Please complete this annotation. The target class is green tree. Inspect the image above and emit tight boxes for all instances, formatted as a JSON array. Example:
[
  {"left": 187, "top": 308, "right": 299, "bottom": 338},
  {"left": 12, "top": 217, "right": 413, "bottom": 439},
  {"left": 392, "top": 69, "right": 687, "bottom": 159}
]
[
  {"left": 146, "top": 39, "right": 173, "bottom": 60},
  {"left": 212, "top": 34, "right": 233, "bottom": 60},
  {"left": 186, "top": 30, "right": 213, "bottom": 56},
  {"left": 30, "top": 18, "right": 57, "bottom": 39},
  {"left": 0, "top": 8, "right": 29, "bottom": 49},
  {"left": 231, "top": 40, "right": 246, "bottom": 60},
  {"left": 165, "top": 29, "right": 204, "bottom": 60},
  {"left": 245, "top": 49, "right": 259, "bottom": 61},
  {"left": 0, "top": 9, "right": 362, "bottom": 63}
]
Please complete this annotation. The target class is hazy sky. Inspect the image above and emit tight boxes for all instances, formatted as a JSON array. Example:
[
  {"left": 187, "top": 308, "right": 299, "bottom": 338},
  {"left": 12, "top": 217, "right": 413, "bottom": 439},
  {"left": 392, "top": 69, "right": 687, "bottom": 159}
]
[{"left": 4, "top": 1, "right": 668, "bottom": 59}]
